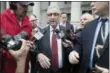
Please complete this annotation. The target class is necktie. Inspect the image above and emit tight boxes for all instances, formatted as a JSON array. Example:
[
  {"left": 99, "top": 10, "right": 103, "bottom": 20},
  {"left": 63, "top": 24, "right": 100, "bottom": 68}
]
[
  {"left": 51, "top": 31, "right": 58, "bottom": 72},
  {"left": 95, "top": 19, "right": 107, "bottom": 58},
  {"left": 89, "top": 18, "right": 108, "bottom": 69}
]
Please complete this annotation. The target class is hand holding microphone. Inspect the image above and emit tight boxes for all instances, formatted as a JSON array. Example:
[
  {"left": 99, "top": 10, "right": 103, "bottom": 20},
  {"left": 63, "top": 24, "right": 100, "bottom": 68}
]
[{"left": 31, "top": 27, "right": 44, "bottom": 41}]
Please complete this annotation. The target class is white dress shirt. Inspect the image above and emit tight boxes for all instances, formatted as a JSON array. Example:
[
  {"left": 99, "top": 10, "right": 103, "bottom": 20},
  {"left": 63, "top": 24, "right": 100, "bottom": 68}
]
[{"left": 60, "top": 22, "right": 66, "bottom": 27}]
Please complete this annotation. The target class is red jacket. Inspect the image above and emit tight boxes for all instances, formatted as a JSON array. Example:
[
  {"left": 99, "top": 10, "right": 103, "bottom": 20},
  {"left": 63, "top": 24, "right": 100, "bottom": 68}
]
[{"left": 0, "top": 9, "right": 32, "bottom": 73}]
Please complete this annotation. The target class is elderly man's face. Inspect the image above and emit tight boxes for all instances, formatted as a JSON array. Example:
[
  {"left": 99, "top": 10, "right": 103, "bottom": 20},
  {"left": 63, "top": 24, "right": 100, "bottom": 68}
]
[
  {"left": 47, "top": 8, "right": 60, "bottom": 27},
  {"left": 91, "top": 2, "right": 109, "bottom": 16},
  {"left": 80, "top": 16, "right": 89, "bottom": 26},
  {"left": 80, "top": 14, "right": 93, "bottom": 28}
]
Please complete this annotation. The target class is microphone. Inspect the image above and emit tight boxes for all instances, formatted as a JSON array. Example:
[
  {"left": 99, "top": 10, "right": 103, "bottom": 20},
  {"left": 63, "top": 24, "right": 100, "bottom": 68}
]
[
  {"left": 54, "top": 29, "right": 65, "bottom": 39},
  {"left": 54, "top": 29, "right": 60, "bottom": 34},
  {"left": 31, "top": 28, "right": 44, "bottom": 41}
]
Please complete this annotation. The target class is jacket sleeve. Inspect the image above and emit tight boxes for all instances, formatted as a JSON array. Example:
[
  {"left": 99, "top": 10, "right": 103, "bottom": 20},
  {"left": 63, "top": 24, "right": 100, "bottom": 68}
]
[{"left": 72, "top": 30, "right": 83, "bottom": 55}]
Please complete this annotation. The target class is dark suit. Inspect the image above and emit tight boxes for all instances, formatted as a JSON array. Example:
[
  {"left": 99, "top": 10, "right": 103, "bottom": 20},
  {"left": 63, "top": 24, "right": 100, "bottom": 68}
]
[
  {"left": 61, "top": 23, "right": 74, "bottom": 51},
  {"left": 66, "top": 23, "right": 74, "bottom": 32},
  {"left": 74, "top": 18, "right": 109, "bottom": 73},
  {"left": 36, "top": 25, "right": 71, "bottom": 73},
  {"left": 60, "top": 23, "right": 75, "bottom": 72}
]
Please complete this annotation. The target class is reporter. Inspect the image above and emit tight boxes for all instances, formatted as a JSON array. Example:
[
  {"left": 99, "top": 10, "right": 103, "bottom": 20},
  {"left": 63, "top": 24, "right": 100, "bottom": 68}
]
[{"left": 0, "top": 1, "right": 34, "bottom": 73}]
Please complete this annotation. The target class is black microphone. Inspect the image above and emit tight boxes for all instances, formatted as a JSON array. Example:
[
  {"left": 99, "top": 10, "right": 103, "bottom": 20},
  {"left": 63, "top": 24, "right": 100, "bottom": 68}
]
[
  {"left": 54, "top": 29, "right": 60, "bottom": 34},
  {"left": 54, "top": 29, "right": 65, "bottom": 39}
]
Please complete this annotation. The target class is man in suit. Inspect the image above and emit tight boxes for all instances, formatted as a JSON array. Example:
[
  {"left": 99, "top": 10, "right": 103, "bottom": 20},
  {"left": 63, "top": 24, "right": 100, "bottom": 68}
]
[
  {"left": 60, "top": 12, "right": 75, "bottom": 52},
  {"left": 60, "top": 12, "right": 74, "bottom": 33},
  {"left": 36, "top": 5, "right": 70, "bottom": 73},
  {"left": 69, "top": 2, "right": 109, "bottom": 73}
]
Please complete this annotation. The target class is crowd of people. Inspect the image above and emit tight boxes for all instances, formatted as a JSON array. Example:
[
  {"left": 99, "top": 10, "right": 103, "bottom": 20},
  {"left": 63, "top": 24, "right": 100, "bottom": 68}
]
[{"left": 0, "top": 1, "right": 109, "bottom": 73}]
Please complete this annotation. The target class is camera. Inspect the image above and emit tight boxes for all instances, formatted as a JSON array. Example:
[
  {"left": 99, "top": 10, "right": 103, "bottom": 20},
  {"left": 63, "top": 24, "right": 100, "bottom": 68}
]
[{"left": 0, "top": 31, "right": 27, "bottom": 50}]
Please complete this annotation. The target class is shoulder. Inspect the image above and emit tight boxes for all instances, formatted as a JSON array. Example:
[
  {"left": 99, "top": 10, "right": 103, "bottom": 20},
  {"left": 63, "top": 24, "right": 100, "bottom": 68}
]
[
  {"left": 59, "top": 25, "right": 66, "bottom": 31},
  {"left": 66, "top": 23, "right": 73, "bottom": 28},
  {"left": 84, "top": 18, "right": 99, "bottom": 30},
  {"left": 41, "top": 26, "right": 50, "bottom": 34},
  {"left": 1, "top": 9, "right": 10, "bottom": 19},
  {"left": 82, "top": 18, "right": 99, "bottom": 35}
]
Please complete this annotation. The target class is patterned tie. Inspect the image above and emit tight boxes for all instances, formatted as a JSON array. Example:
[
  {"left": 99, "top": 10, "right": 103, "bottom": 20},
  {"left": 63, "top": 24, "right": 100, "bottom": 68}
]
[
  {"left": 95, "top": 19, "right": 107, "bottom": 58},
  {"left": 51, "top": 31, "right": 58, "bottom": 72},
  {"left": 89, "top": 18, "right": 108, "bottom": 69},
  {"left": 92, "top": 19, "right": 108, "bottom": 67}
]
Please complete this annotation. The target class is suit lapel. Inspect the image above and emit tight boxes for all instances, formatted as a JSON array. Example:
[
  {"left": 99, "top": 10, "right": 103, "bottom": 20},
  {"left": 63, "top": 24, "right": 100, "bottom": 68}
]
[
  {"left": 82, "top": 18, "right": 99, "bottom": 66},
  {"left": 86, "top": 18, "right": 99, "bottom": 52},
  {"left": 43, "top": 26, "right": 51, "bottom": 57}
]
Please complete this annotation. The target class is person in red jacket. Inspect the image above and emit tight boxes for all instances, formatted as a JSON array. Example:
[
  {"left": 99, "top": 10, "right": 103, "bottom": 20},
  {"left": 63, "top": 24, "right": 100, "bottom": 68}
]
[{"left": 0, "top": 1, "right": 34, "bottom": 73}]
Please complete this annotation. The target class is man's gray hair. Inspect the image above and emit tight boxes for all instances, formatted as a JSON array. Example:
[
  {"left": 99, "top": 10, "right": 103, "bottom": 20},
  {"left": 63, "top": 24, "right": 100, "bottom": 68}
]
[{"left": 47, "top": 5, "right": 61, "bottom": 14}]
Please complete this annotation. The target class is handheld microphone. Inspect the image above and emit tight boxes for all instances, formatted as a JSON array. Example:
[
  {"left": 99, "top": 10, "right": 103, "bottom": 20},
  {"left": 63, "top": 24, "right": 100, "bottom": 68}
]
[
  {"left": 31, "top": 28, "right": 44, "bottom": 41},
  {"left": 54, "top": 29, "right": 65, "bottom": 39}
]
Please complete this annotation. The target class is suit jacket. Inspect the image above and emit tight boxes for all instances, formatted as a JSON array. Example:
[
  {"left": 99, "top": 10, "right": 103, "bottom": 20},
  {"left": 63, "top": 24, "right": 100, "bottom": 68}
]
[
  {"left": 65, "top": 23, "right": 74, "bottom": 33},
  {"left": 36, "top": 25, "right": 70, "bottom": 70},
  {"left": 75, "top": 18, "right": 109, "bottom": 73}
]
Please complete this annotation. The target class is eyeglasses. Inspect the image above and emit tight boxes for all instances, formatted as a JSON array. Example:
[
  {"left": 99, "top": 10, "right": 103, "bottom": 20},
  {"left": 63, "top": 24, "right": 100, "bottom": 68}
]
[{"left": 47, "top": 13, "right": 59, "bottom": 16}]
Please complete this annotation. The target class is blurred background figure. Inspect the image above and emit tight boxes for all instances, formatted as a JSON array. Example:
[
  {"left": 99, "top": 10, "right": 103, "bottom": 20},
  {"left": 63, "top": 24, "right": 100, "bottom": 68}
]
[
  {"left": 29, "top": 14, "right": 44, "bottom": 41},
  {"left": 60, "top": 12, "right": 74, "bottom": 32},
  {"left": 78, "top": 12, "right": 94, "bottom": 30},
  {"left": 29, "top": 14, "right": 38, "bottom": 29},
  {"left": 29, "top": 14, "right": 43, "bottom": 73},
  {"left": 73, "top": 13, "right": 94, "bottom": 45},
  {"left": 60, "top": 12, "right": 74, "bottom": 49}
]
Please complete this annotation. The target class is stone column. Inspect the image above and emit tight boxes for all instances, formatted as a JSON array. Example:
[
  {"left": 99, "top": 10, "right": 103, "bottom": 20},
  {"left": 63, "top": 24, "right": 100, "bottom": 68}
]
[
  {"left": 6, "top": 2, "right": 9, "bottom": 8},
  {"left": 33, "top": 2, "right": 41, "bottom": 23},
  {"left": 70, "top": 2, "right": 81, "bottom": 31},
  {"left": 71, "top": 2, "right": 81, "bottom": 24}
]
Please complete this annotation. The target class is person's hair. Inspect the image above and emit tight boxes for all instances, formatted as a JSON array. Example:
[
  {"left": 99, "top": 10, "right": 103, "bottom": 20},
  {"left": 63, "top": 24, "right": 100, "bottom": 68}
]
[
  {"left": 29, "top": 14, "right": 37, "bottom": 22},
  {"left": 9, "top": 1, "right": 18, "bottom": 10},
  {"left": 61, "top": 12, "right": 67, "bottom": 15},
  {"left": 47, "top": 5, "right": 61, "bottom": 14},
  {"left": 81, "top": 12, "right": 94, "bottom": 21},
  {"left": 31, "top": 14, "right": 37, "bottom": 18}
]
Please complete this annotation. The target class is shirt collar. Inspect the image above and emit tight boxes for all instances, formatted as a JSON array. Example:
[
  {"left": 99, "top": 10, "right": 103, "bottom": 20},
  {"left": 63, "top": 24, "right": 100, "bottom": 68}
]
[
  {"left": 50, "top": 24, "right": 60, "bottom": 32},
  {"left": 60, "top": 22, "right": 66, "bottom": 26},
  {"left": 98, "top": 17, "right": 109, "bottom": 22}
]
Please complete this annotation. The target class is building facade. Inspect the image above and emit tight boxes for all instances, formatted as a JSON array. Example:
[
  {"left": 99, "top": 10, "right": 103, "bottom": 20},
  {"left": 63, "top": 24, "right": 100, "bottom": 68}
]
[{"left": 0, "top": 1, "right": 91, "bottom": 27}]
